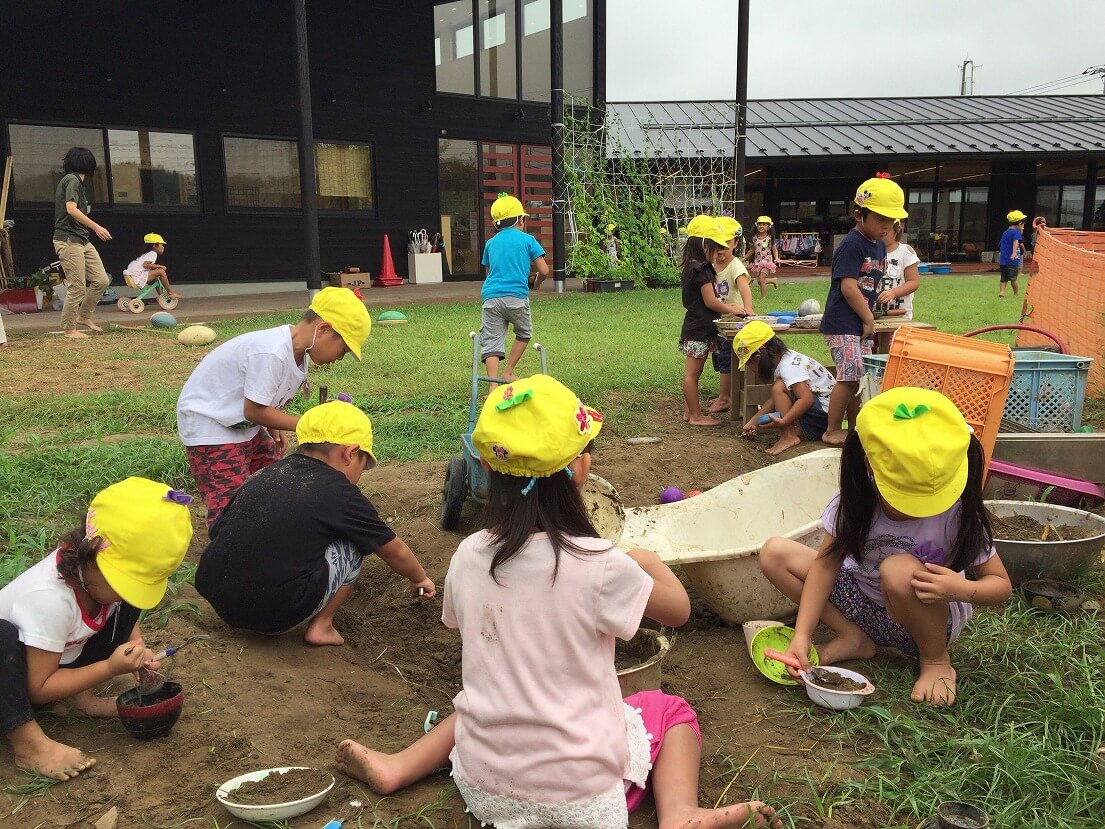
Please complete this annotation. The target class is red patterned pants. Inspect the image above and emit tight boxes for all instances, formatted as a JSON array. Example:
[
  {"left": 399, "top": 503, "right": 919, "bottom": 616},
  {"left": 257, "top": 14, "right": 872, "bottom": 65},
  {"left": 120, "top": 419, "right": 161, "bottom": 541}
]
[{"left": 185, "top": 430, "right": 283, "bottom": 528}]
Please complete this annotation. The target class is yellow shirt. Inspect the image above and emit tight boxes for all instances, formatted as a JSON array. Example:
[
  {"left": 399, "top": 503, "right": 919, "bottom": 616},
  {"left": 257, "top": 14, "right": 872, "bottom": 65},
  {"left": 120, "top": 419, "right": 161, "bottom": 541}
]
[{"left": 713, "top": 257, "right": 749, "bottom": 309}]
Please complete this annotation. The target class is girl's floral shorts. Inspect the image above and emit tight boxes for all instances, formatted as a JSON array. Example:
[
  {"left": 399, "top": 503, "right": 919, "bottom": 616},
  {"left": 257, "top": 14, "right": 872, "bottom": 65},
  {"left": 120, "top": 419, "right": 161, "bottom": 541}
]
[{"left": 679, "top": 337, "right": 719, "bottom": 359}]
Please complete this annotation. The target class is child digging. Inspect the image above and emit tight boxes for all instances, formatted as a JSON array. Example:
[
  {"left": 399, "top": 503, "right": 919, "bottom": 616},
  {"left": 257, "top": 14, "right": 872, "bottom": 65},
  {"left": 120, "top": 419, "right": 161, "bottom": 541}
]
[
  {"left": 480, "top": 192, "right": 550, "bottom": 383},
  {"left": 737, "top": 321, "right": 835, "bottom": 456},
  {"left": 0, "top": 478, "right": 193, "bottom": 779},
  {"left": 176, "top": 286, "right": 370, "bottom": 527},
  {"left": 759, "top": 388, "right": 1012, "bottom": 707},
  {"left": 337, "top": 376, "right": 783, "bottom": 829},
  {"left": 195, "top": 400, "right": 435, "bottom": 646},
  {"left": 819, "top": 174, "right": 905, "bottom": 445},
  {"left": 124, "top": 232, "right": 182, "bottom": 299}
]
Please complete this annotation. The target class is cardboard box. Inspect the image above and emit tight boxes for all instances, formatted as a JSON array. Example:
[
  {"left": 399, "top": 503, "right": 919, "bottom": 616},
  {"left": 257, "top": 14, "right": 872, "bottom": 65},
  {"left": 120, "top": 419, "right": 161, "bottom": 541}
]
[{"left": 327, "top": 271, "right": 368, "bottom": 289}]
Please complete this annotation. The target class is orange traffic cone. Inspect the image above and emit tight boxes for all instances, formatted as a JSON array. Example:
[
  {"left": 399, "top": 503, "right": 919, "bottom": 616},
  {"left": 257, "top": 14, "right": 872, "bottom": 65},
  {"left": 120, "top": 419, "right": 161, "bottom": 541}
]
[{"left": 374, "top": 234, "right": 404, "bottom": 287}]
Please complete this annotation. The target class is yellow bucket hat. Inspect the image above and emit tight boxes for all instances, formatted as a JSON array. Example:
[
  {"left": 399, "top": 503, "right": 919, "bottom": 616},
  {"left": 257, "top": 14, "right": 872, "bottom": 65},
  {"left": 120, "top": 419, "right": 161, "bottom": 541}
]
[
  {"left": 854, "top": 175, "right": 908, "bottom": 220},
  {"left": 755, "top": 215, "right": 773, "bottom": 225},
  {"left": 1006, "top": 209, "right": 1028, "bottom": 223},
  {"left": 855, "top": 387, "right": 971, "bottom": 518},
  {"left": 686, "top": 214, "right": 731, "bottom": 246},
  {"left": 716, "top": 216, "right": 743, "bottom": 242},
  {"left": 296, "top": 400, "right": 376, "bottom": 466},
  {"left": 472, "top": 375, "right": 603, "bottom": 480},
  {"left": 143, "top": 233, "right": 166, "bottom": 245},
  {"left": 84, "top": 478, "right": 194, "bottom": 610},
  {"left": 309, "top": 286, "right": 371, "bottom": 361},
  {"left": 733, "top": 320, "right": 776, "bottom": 370},
  {"left": 491, "top": 192, "right": 527, "bottom": 222}
]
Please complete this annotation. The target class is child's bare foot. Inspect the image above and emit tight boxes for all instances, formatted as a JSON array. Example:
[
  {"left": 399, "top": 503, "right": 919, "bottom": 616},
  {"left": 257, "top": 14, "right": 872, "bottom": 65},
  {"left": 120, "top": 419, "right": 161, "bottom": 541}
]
[
  {"left": 500, "top": 373, "right": 519, "bottom": 383},
  {"left": 55, "top": 689, "right": 118, "bottom": 718},
  {"left": 765, "top": 433, "right": 801, "bottom": 456},
  {"left": 815, "top": 631, "right": 877, "bottom": 667},
  {"left": 821, "top": 429, "right": 849, "bottom": 446},
  {"left": 707, "top": 399, "right": 731, "bottom": 414},
  {"left": 687, "top": 415, "right": 723, "bottom": 427},
  {"left": 13, "top": 732, "right": 96, "bottom": 781},
  {"left": 169, "top": 292, "right": 183, "bottom": 299},
  {"left": 660, "top": 800, "right": 783, "bottom": 829},
  {"left": 304, "top": 617, "right": 345, "bottom": 646},
  {"left": 911, "top": 660, "right": 957, "bottom": 706},
  {"left": 77, "top": 321, "right": 104, "bottom": 332},
  {"left": 64, "top": 329, "right": 90, "bottom": 339},
  {"left": 336, "top": 739, "right": 402, "bottom": 794}
]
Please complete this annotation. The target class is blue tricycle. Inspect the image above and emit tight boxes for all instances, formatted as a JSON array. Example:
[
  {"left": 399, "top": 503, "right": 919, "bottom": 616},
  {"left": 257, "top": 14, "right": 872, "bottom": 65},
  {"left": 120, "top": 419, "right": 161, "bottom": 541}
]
[{"left": 439, "top": 331, "right": 547, "bottom": 530}]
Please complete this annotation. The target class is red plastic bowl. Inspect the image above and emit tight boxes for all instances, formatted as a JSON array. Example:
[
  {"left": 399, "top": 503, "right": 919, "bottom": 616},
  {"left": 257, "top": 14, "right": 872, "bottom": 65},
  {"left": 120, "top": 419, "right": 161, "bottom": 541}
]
[{"left": 116, "top": 681, "right": 184, "bottom": 740}]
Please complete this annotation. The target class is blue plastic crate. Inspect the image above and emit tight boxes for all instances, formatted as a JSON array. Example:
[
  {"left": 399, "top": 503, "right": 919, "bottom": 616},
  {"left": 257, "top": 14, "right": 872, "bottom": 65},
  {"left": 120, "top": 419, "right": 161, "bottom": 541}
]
[{"left": 863, "top": 350, "right": 1092, "bottom": 431}]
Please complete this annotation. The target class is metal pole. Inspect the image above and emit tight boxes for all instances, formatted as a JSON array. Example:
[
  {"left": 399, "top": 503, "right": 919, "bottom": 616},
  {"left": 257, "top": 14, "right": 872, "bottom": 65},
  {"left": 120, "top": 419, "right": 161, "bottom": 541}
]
[
  {"left": 733, "top": 0, "right": 749, "bottom": 219},
  {"left": 294, "top": 0, "right": 322, "bottom": 297},
  {"left": 550, "top": 0, "right": 566, "bottom": 293}
]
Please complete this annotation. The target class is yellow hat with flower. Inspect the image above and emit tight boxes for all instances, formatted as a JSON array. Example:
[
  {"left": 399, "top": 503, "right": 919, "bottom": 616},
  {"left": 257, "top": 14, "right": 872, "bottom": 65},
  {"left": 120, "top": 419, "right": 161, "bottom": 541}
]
[
  {"left": 686, "top": 214, "right": 731, "bottom": 246},
  {"left": 491, "top": 192, "right": 527, "bottom": 222},
  {"left": 716, "top": 216, "right": 743, "bottom": 242},
  {"left": 855, "top": 387, "right": 971, "bottom": 518},
  {"left": 1006, "top": 209, "right": 1028, "bottom": 223},
  {"left": 309, "top": 286, "right": 371, "bottom": 361},
  {"left": 854, "top": 174, "right": 908, "bottom": 220},
  {"left": 85, "top": 478, "right": 194, "bottom": 610},
  {"left": 733, "top": 320, "right": 776, "bottom": 369},
  {"left": 472, "top": 375, "right": 603, "bottom": 479},
  {"left": 296, "top": 400, "right": 376, "bottom": 467}
]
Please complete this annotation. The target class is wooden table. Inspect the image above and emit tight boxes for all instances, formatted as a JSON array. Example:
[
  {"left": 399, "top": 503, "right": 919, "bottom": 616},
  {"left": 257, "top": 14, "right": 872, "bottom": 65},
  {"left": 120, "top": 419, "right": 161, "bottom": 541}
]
[{"left": 725, "top": 320, "right": 936, "bottom": 425}]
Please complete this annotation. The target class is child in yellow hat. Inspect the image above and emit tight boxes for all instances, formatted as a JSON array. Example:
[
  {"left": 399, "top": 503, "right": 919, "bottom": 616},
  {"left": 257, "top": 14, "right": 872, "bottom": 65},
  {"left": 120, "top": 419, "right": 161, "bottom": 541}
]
[
  {"left": 0, "top": 478, "right": 193, "bottom": 780},
  {"left": 123, "top": 232, "right": 181, "bottom": 300},
  {"left": 746, "top": 216, "right": 780, "bottom": 298},
  {"left": 336, "top": 375, "right": 783, "bottom": 829},
  {"left": 998, "top": 210, "right": 1028, "bottom": 298},
  {"left": 680, "top": 215, "right": 748, "bottom": 426},
  {"left": 736, "top": 321, "right": 836, "bottom": 456},
  {"left": 759, "top": 388, "right": 1012, "bottom": 707},
  {"left": 820, "top": 174, "right": 908, "bottom": 446},
  {"left": 177, "top": 286, "right": 371, "bottom": 528},
  {"left": 705, "top": 216, "right": 755, "bottom": 415},
  {"left": 195, "top": 400, "right": 435, "bottom": 647}
]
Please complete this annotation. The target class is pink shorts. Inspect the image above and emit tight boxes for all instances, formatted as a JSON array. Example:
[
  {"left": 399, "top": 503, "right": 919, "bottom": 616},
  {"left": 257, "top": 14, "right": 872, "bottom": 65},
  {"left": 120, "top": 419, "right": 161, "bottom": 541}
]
[
  {"left": 623, "top": 690, "right": 701, "bottom": 812},
  {"left": 824, "top": 333, "right": 873, "bottom": 382}
]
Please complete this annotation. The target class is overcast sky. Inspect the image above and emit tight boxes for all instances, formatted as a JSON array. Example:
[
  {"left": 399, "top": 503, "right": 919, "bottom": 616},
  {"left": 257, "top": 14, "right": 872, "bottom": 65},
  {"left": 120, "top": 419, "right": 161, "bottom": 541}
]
[{"left": 607, "top": 0, "right": 1105, "bottom": 100}]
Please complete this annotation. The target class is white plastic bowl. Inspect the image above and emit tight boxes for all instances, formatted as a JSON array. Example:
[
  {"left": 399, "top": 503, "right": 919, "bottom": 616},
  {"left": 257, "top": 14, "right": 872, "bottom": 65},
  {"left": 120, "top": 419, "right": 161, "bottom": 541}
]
[
  {"left": 801, "top": 667, "right": 875, "bottom": 710},
  {"left": 216, "top": 766, "right": 334, "bottom": 821}
]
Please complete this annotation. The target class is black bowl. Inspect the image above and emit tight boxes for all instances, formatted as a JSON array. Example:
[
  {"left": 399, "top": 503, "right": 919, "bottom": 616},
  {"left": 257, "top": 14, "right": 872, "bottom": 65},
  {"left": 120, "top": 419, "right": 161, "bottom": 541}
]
[{"left": 116, "top": 681, "right": 184, "bottom": 740}]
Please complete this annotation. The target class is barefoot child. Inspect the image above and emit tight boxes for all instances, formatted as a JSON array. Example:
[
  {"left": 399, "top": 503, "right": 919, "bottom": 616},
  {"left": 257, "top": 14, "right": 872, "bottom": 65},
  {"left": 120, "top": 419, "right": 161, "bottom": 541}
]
[
  {"left": 706, "top": 216, "right": 754, "bottom": 414},
  {"left": 737, "top": 321, "right": 835, "bottom": 456},
  {"left": 337, "top": 375, "right": 782, "bottom": 829},
  {"left": 195, "top": 400, "right": 435, "bottom": 646},
  {"left": 746, "top": 216, "right": 780, "bottom": 298},
  {"left": 759, "top": 388, "right": 1012, "bottom": 707},
  {"left": 0, "top": 478, "right": 193, "bottom": 780},
  {"left": 480, "top": 192, "right": 550, "bottom": 383},
  {"left": 819, "top": 174, "right": 905, "bottom": 445},
  {"left": 124, "top": 232, "right": 182, "bottom": 299},
  {"left": 681, "top": 215, "right": 746, "bottom": 427},
  {"left": 998, "top": 210, "right": 1027, "bottom": 298}
]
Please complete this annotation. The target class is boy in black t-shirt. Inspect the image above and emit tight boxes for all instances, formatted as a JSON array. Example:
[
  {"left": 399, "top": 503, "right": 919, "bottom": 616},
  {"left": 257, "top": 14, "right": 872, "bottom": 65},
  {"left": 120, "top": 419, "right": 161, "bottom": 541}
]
[
  {"left": 819, "top": 174, "right": 906, "bottom": 446},
  {"left": 195, "top": 401, "right": 436, "bottom": 646}
]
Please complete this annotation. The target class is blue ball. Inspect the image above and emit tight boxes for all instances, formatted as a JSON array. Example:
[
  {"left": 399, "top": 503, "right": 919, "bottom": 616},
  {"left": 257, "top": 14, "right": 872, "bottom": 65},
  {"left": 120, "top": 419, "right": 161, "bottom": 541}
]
[{"left": 150, "top": 312, "right": 177, "bottom": 328}]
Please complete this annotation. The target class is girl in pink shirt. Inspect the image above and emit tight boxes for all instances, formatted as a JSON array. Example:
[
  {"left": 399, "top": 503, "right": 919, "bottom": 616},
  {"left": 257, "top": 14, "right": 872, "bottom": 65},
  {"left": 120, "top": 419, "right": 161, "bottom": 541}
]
[{"left": 337, "top": 376, "right": 782, "bottom": 829}]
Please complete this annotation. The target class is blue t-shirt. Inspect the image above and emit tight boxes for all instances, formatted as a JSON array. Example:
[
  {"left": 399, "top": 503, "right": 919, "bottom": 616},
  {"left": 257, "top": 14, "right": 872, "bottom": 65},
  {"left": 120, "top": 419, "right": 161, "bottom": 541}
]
[
  {"left": 480, "top": 227, "right": 546, "bottom": 302},
  {"left": 820, "top": 229, "right": 887, "bottom": 337},
  {"left": 999, "top": 226, "right": 1024, "bottom": 266}
]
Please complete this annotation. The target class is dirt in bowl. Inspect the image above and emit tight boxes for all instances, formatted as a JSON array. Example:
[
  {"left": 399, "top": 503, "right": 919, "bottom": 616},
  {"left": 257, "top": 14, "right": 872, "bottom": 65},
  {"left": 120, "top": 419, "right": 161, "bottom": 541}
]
[
  {"left": 616, "top": 632, "right": 659, "bottom": 671},
  {"left": 806, "top": 669, "right": 867, "bottom": 692},
  {"left": 226, "top": 767, "right": 332, "bottom": 805},
  {"left": 987, "top": 512, "right": 1096, "bottom": 542}
]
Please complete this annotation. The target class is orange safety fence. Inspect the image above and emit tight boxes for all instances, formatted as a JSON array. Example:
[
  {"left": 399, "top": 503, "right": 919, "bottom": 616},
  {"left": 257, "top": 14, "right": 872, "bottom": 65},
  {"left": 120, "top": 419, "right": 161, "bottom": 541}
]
[{"left": 1018, "top": 223, "right": 1105, "bottom": 396}]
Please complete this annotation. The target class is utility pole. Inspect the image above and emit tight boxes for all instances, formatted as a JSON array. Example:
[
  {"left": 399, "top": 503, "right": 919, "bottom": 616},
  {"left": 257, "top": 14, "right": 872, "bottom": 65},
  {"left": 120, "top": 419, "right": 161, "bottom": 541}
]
[
  {"left": 733, "top": 0, "right": 749, "bottom": 218},
  {"left": 550, "top": 0, "right": 565, "bottom": 293},
  {"left": 1084, "top": 65, "right": 1105, "bottom": 94}
]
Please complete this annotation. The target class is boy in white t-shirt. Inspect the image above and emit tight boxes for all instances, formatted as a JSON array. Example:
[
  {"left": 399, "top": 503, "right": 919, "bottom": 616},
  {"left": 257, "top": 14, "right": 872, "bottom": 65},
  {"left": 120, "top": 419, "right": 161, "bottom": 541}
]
[
  {"left": 175, "top": 287, "right": 371, "bottom": 527},
  {"left": 124, "top": 232, "right": 181, "bottom": 299},
  {"left": 874, "top": 222, "right": 919, "bottom": 320}
]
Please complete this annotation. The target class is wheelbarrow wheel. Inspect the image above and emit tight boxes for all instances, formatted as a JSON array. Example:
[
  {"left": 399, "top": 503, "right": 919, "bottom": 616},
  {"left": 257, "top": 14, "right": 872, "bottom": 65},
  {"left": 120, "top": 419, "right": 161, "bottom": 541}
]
[{"left": 440, "top": 454, "right": 466, "bottom": 530}]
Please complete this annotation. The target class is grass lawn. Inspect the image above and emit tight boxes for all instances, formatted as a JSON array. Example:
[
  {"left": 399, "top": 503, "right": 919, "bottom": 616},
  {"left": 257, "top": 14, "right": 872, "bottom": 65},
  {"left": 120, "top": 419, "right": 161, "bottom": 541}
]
[{"left": 1, "top": 275, "right": 1103, "bottom": 826}]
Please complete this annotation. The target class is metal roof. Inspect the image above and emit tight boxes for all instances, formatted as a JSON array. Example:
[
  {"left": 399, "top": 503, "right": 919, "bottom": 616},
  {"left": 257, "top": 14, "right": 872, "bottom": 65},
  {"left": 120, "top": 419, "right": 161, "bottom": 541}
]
[{"left": 606, "top": 96, "right": 1105, "bottom": 160}]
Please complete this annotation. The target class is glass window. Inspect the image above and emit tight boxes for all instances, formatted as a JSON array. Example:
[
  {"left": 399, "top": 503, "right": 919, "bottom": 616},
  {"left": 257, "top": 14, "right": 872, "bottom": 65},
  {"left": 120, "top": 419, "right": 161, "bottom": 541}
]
[
  {"left": 438, "top": 138, "right": 481, "bottom": 275},
  {"left": 315, "top": 142, "right": 375, "bottom": 211},
  {"left": 887, "top": 162, "right": 937, "bottom": 187},
  {"left": 520, "top": 0, "right": 551, "bottom": 102},
  {"left": 434, "top": 2, "right": 475, "bottom": 95},
  {"left": 480, "top": 0, "right": 517, "bottom": 99},
  {"left": 938, "top": 160, "right": 990, "bottom": 184},
  {"left": 1093, "top": 165, "right": 1105, "bottom": 231},
  {"left": 224, "top": 137, "right": 301, "bottom": 209},
  {"left": 741, "top": 191, "right": 764, "bottom": 227},
  {"left": 1036, "top": 160, "right": 1088, "bottom": 183},
  {"left": 107, "top": 129, "right": 198, "bottom": 207},
  {"left": 1036, "top": 184, "right": 1087, "bottom": 228},
  {"left": 8, "top": 124, "right": 109, "bottom": 203},
  {"left": 563, "top": 0, "right": 592, "bottom": 101}
]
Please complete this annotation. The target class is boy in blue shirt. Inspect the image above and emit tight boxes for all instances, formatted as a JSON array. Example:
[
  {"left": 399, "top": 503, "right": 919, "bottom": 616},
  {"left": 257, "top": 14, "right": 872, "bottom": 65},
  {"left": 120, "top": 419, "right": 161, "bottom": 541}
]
[
  {"left": 479, "top": 193, "right": 549, "bottom": 382},
  {"left": 998, "top": 210, "right": 1027, "bottom": 298},
  {"left": 819, "top": 174, "right": 906, "bottom": 445}
]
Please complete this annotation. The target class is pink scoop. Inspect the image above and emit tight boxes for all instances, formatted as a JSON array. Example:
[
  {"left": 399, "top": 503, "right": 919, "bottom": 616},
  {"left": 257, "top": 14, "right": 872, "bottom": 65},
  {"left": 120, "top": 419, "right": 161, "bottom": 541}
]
[{"left": 988, "top": 459, "right": 1105, "bottom": 505}]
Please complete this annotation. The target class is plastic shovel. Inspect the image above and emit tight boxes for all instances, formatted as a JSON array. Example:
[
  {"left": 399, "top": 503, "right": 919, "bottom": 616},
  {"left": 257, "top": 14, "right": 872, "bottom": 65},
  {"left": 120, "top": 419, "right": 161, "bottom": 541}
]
[{"left": 763, "top": 648, "right": 839, "bottom": 686}]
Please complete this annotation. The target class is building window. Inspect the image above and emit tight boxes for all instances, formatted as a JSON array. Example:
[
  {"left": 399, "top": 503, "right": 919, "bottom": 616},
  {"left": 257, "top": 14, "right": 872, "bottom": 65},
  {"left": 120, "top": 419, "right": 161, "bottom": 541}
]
[
  {"left": 435, "top": 2, "right": 475, "bottom": 95},
  {"left": 224, "top": 136, "right": 301, "bottom": 209},
  {"left": 7, "top": 123, "right": 109, "bottom": 203},
  {"left": 1093, "top": 165, "right": 1105, "bottom": 231},
  {"left": 562, "top": 0, "right": 593, "bottom": 102},
  {"left": 777, "top": 201, "right": 816, "bottom": 222},
  {"left": 438, "top": 138, "right": 481, "bottom": 275},
  {"left": 107, "top": 129, "right": 198, "bottom": 207},
  {"left": 520, "top": 0, "right": 592, "bottom": 103},
  {"left": 316, "top": 142, "right": 375, "bottom": 212},
  {"left": 480, "top": 0, "right": 517, "bottom": 99},
  {"left": 1036, "top": 185, "right": 1086, "bottom": 229}
]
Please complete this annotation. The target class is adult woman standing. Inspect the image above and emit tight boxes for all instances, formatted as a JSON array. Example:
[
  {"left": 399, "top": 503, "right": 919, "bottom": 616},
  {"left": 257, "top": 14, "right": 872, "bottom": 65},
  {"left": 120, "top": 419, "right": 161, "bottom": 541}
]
[{"left": 53, "top": 148, "right": 112, "bottom": 339}]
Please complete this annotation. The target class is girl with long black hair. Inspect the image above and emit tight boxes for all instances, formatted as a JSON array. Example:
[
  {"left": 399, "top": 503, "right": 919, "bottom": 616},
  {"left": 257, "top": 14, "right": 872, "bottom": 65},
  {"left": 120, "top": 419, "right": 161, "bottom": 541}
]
[{"left": 759, "top": 387, "right": 1012, "bottom": 706}]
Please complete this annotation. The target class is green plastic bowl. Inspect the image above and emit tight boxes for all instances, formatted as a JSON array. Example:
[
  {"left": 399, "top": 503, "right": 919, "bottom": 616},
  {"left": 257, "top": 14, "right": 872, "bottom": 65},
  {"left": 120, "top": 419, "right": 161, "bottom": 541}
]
[
  {"left": 376, "top": 310, "right": 407, "bottom": 325},
  {"left": 749, "top": 625, "right": 819, "bottom": 686}
]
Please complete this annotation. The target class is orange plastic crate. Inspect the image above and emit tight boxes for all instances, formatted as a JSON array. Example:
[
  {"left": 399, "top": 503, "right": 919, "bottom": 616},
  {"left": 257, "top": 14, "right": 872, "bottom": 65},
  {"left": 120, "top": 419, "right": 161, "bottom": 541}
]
[{"left": 880, "top": 328, "right": 1014, "bottom": 468}]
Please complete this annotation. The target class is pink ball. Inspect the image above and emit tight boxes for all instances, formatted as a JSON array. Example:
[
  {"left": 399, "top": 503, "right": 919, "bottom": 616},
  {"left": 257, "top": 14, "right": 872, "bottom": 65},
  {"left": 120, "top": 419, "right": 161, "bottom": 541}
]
[
  {"left": 659, "top": 487, "right": 685, "bottom": 504},
  {"left": 686, "top": 490, "right": 704, "bottom": 497}
]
